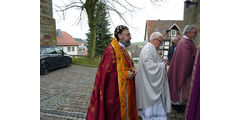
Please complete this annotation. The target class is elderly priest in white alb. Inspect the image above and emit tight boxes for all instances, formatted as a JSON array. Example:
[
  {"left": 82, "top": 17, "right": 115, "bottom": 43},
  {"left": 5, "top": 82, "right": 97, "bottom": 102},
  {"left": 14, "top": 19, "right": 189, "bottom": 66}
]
[{"left": 135, "top": 32, "right": 171, "bottom": 120}]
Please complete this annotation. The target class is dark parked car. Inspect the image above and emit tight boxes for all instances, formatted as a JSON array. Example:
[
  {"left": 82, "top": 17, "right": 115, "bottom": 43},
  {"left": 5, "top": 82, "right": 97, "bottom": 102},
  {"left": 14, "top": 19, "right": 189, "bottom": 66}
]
[{"left": 40, "top": 46, "right": 72, "bottom": 75}]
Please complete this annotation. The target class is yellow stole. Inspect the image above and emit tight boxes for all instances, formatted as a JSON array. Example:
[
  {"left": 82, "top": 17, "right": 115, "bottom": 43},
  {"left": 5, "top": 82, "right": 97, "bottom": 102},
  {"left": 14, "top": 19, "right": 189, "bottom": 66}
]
[{"left": 111, "top": 37, "right": 129, "bottom": 120}]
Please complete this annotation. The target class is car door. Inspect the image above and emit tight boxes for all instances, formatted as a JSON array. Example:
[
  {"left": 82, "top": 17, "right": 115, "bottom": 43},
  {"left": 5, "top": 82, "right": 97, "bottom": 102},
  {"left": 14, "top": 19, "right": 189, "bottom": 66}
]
[
  {"left": 45, "top": 47, "right": 58, "bottom": 69},
  {"left": 54, "top": 47, "right": 66, "bottom": 67}
]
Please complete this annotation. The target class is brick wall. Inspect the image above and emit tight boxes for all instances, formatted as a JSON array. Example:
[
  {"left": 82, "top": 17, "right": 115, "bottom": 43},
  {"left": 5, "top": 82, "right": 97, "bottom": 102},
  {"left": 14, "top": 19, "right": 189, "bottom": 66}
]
[
  {"left": 183, "top": 0, "right": 200, "bottom": 46},
  {"left": 40, "top": 0, "right": 53, "bottom": 17},
  {"left": 40, "top": 0, "right": 56, "bottom": 46}
]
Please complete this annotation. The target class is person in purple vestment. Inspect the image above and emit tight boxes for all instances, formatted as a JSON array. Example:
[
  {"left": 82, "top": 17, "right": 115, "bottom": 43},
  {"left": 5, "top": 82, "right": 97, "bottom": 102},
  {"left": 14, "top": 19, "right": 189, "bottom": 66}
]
[
  {"left": 167, "top": 25, "right": 198, "bottom": 112},
  {"left": 185, "top": 48, "right": 200, "bottom": 120}
]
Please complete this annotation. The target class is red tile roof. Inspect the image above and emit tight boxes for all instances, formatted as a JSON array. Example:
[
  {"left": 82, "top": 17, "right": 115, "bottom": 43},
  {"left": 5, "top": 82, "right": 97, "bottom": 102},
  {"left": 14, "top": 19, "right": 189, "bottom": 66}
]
[
  {"left": 144, "top": 20, "right": 183, "bottom": 40},
  {"left": 56, "top": 31, "right": 79, "bottom": 46}
]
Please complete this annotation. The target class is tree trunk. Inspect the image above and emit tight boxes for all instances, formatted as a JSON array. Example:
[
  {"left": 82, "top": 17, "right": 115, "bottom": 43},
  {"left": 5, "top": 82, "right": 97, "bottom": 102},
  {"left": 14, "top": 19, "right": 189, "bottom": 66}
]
[
  {"left": 87, "top": 11, "right": 97, "bottom": 60},
  {"left": 85, "top": 0, "right": 101, "bottom": 59},
  {"left": 89, "top": 20, "right": 97, "bottom": 59}
]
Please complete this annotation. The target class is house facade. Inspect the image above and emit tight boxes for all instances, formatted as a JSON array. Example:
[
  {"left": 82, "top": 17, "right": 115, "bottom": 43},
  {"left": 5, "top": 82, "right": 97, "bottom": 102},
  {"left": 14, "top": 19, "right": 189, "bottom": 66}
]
[
  {"left": 144, "top": 20, "right": 183, "bottom": 60},
  {"left": 56, "top": 29, "right": 79, "bottom": 55},
  {"left": 74, "top": 38, "right": 88, "bottom": 56}
]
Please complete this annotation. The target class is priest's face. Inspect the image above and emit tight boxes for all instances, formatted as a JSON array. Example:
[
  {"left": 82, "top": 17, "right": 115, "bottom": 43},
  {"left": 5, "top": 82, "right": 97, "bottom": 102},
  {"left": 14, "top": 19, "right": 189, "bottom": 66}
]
[
  {"left": 189, "top": 28, "right": 197, "bottom": 39},
  {"left": 155, "top": 37, "right": 163, "bottom": 49},
  {"left": 119, "top": 29, "right": 132, "bottom": 47}
]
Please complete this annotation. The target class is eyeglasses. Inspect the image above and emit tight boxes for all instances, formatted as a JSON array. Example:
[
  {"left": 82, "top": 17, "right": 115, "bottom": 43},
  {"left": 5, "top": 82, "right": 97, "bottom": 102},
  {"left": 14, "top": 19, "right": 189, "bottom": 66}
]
[
  {"left": 192, "top": 31, "right": 197, "bottom": 34},
  {"left": 155, "top": 38, "right": 162, "bottom": 42}
]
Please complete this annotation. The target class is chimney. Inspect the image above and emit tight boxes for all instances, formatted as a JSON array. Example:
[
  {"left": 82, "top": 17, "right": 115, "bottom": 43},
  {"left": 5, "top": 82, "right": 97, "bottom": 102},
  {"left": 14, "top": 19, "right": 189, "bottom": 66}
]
[{"left": 56, "top": 29, "right": 62, "bottom": 37}]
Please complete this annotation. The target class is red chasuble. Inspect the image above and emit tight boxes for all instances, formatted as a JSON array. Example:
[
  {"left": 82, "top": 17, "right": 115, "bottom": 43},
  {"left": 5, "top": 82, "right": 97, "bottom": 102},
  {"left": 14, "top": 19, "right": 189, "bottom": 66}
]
[
  {"left": 86, "top": 37, "right": 138, "bottom": 120},
  {"left": 167, "top": 37, "right": 197, "bottom": 103}
]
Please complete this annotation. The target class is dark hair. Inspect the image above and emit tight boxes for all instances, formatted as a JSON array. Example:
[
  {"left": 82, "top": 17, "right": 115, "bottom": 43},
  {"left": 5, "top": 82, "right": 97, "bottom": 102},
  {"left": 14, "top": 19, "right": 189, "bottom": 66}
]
[{"left": 114, "top": 25, "right": 129, "bottom": 41}]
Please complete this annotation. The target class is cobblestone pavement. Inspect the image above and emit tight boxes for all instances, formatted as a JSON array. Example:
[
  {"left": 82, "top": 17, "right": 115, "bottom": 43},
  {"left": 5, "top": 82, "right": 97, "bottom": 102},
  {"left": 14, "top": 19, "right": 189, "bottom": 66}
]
[
  {"left": 40, "top": 63, "right": 184, "bottom": 120},
  {"left": 40, "top": 64, "right": 97, "bottom": 120}
]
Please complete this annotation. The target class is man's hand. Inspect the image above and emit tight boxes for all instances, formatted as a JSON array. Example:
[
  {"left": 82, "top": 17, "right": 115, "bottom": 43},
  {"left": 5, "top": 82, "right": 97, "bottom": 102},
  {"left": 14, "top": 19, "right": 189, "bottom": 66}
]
[
  {"left": 128, "top": 70, "right": 136, "bottom": 80},
  {"left": 160, "top": 57, "right": 168, "bottom": 71},
  {"left": 132, "top": 68, "right": 137, "bottom": 75}
]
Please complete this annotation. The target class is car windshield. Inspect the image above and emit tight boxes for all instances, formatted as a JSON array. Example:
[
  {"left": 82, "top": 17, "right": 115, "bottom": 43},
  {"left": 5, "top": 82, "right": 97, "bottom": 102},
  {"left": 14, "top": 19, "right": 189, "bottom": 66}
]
[
  {"left": 55, "top": 48, "right": 62, "bottom": 54},
  {"left": 40, "top": 47, "right": 44, "bottom": 54}
]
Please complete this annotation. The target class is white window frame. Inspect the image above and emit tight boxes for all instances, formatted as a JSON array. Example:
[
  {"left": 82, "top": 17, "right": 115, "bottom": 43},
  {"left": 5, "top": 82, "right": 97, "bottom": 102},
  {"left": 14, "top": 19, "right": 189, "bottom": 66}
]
[
  {"left": 170, "top": 30, "right": 177, "bottom": 38},
  {"left": 72, "top": 47, "right": 75, "bottom": 52},
  {"left": 67, "top": 47, "right": 71, "bottom": 52}
]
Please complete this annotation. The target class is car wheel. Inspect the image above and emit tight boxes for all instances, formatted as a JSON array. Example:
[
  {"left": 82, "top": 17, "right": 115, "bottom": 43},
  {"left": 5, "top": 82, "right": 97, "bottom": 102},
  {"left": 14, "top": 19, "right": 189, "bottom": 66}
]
[
  {"left": 66, "top": 60, "right": 71, "bottom": 67},
  {"left": 41, "top": 63, "right": 49, "bottom": 75}
]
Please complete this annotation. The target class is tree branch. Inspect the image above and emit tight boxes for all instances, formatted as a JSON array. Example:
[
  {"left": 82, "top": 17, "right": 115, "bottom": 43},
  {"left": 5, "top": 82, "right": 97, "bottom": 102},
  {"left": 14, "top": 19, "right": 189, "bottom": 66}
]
[
  {"left": 123, "top": 0, "right": 142, "bottom": 10},
  {"left": 58, "top": 1, "right": 82, "bottom": 9},
  {"left": 56, "top": 5, "right": 82, "bottom": 12},
  {"left": 73, "top": 7, "right": 85, "bottom": 26},
  {"left": 106, "top": 4, "right": 129, "bottom": 25},
  {"left": 150, "top": 0, "right": 166, "bottom": 7},
  {"left": 112, "top": 0, "right": 134, "bottom": 12}
]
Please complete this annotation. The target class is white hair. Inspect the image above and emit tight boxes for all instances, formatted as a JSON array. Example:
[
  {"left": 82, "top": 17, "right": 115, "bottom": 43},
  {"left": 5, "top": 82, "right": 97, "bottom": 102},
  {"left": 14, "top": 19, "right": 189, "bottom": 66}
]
[
  {"left": 182, "top": 25, "right": 197, "bottom": 35},
  {"left": 150, "top": 32, "right": 163, "bottom": 41}
]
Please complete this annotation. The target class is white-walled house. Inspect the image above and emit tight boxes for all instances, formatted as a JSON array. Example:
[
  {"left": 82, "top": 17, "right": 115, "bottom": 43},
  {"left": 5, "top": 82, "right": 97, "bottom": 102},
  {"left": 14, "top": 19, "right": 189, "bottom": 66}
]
[
  {"left": 56, "top": 29, "right": 79, "bottom": 55},
  {"left": 74, "top": 38, "right": 88, "bottom": 56}
]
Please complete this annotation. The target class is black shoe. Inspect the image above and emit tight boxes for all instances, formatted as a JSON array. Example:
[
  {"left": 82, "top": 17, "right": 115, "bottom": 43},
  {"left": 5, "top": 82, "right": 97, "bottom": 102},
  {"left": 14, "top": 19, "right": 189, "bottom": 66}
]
[{"left": 172, "top": 104, "right": 182, "bottom": 113}]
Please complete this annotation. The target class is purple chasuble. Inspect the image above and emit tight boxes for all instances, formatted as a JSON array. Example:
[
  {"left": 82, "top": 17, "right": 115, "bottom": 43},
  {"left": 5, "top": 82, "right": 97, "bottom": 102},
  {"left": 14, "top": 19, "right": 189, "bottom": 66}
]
[
  {"left": 167, "top": 37, "right": 197, "bottom": 103},
  {"left": 186, "top": 52, "right": 200, "bottom": 120}
]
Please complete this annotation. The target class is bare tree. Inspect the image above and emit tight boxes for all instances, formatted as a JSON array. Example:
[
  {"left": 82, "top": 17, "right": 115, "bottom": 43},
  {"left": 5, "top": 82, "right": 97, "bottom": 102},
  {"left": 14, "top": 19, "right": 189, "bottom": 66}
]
[
  {"left": 150, "top": 0, "right": 167, "bottom": 6},
  {"left": 56, "top": 0, "right": 141, "bottom": 59}
]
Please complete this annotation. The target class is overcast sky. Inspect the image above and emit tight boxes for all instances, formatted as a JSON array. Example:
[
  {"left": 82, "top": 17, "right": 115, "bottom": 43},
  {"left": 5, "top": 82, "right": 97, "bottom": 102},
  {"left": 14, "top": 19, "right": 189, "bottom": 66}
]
[{"left": 52, "top": 0, "right": 185, "bottom": 43}]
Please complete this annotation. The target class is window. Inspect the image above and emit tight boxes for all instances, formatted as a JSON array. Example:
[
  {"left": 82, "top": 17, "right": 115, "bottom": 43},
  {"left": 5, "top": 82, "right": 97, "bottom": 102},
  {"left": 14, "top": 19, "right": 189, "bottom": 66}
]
[
  {"left": 159, "top": 45, "right": 164, "bottom": 49},
  {"left": 45, "top": 47, "right": 55, "bottom": 54},
  {"left": 170, "top": 30, "right": 177, "bottom": 38},
  {"left": 164, "top": 46, "right": 169, "bottom": 49},
  {"left": 55, "top": 48, "right": 62, "bottom": 54},
  {"left": 163, "top": 56, "right": 168, "bottom": 60},
  {"left": 72, "top": 47, "right": 75, "bottom": 51},
  {"left": 40, "top": 48, "right": 45, "bottom": 54},
  {"left": 164, "top": 41, "right": 169, "bottom": 46},
  {"left": 67, "top": 47, "right": 71, "bottom": 52},
  {"left": 164, "top": 51, "right": 168, "bottom": 56}
]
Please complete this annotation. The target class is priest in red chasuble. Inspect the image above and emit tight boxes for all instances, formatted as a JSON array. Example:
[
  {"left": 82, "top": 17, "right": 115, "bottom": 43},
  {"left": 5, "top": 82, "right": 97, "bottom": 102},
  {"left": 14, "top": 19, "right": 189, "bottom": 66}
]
[{"left": 86, "top": 25, "right": 138, "bottom": 120}]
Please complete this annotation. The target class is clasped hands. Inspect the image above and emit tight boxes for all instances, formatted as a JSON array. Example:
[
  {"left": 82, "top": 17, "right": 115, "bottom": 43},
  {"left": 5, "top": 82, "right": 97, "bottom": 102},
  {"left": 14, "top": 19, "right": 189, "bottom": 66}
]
[
  {"left": 127, "top": 68, "right": 136, "bottom": 80},
  {"left": 160, "top": 57, "right": 168, "bottom": 71}
]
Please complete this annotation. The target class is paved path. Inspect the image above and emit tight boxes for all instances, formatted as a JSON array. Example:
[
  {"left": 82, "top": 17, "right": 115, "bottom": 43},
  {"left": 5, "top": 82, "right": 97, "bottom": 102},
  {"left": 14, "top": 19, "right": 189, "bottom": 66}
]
[
  {"left": 40, "top": 64, "right": 184, "bottom": 120},
  {"left": 40, "top": 64, "right": 97, "bottom": 120}
]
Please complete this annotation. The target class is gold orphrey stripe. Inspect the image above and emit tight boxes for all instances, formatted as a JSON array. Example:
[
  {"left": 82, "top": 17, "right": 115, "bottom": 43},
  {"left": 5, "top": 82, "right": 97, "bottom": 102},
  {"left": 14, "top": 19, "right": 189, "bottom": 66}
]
[{"left": 111, "top": 37, "right": 128, "bottom": 120}]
